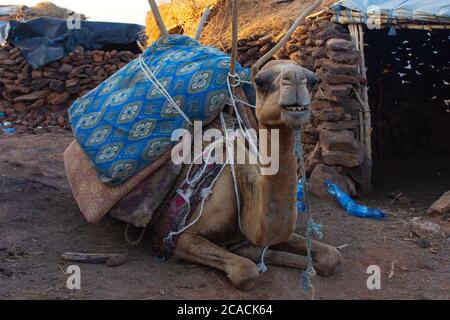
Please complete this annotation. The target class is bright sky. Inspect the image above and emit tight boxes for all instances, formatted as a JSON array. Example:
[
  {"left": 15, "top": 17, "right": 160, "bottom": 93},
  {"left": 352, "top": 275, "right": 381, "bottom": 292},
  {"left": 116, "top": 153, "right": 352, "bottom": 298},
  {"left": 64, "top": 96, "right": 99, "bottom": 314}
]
[{"left": 5, "top": 0, "right": 170, "bottom": 25}]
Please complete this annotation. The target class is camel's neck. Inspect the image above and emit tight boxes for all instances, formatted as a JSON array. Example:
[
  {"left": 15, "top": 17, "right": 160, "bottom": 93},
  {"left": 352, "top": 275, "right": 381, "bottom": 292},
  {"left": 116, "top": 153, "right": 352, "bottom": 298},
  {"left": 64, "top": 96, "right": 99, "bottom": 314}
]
[
  {"left": 240, "top": 124, "right": 298, "bottom": 247},
  {"left": 262, "top": 125, "right": 298, "bottom": 244}
]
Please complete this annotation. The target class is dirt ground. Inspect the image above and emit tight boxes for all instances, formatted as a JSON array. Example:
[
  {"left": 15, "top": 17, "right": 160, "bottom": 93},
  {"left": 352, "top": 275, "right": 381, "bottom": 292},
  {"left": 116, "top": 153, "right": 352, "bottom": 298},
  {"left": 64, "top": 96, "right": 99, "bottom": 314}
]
[{"left": 0, "top": 132, "right": 449, "bottom": 300}]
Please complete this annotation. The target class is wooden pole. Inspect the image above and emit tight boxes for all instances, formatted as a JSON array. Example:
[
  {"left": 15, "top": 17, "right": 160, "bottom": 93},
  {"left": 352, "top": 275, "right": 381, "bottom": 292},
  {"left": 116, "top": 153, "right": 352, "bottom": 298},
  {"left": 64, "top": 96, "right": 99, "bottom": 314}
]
[
  {"left": 349, "top": 25, "right": 364, "bottom": 144},
  {"left": 334, "top": 16, "right": 449, "bottom": 30},
  {"left": 230, "top": 0, "right": 239, "bottom": 87},
  {"left": 254, "top": 0, "right": 323, "bottom": 70},
  {"left": 195, "top": 7, "right": 212, "bottom": 41},
  {"left": 358, "top": 24, "right": 372, "bottom": 162},
  {"left": 350, "top": 24, "right": 372, "bottom": 162},
  {"left": 148, "top": 0, "right": 169, "bottom": 37}
]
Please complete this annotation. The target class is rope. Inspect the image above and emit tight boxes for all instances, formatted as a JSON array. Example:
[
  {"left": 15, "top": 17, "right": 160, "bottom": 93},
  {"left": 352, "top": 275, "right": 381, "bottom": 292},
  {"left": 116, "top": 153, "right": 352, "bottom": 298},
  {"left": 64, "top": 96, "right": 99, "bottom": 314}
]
[
  {"left": 295, "top": 129, "right": 323, "bottom": 300},
  {"left": 166, "top": 161, "right": 228, "bottom": 242},
  {"left": 257, "top": 246, "right": 269, "bottom": 273},
  {"left": 164, "top": 112, "right": 244, "bottom": 242},
  {"left": 234, "top": 99, "right": 256, "bottom": 109},
  {"left": 221, "top": 112, "right": 244, "bottom": 233},
  {"left": 227, "top": 72, "right": 253, "bottom": 86},
  {"left": 138, "top": 55, "right": 193, "bottom": 126},
  {"left": 227, "top": 73, "right": 261, "bottom": 161}
]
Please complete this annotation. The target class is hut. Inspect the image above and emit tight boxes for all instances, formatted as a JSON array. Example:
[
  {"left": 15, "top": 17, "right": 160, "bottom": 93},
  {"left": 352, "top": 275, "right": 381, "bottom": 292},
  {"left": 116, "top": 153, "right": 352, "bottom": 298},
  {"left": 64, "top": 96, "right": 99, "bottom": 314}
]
[
  {"left": 304, "top": 1, "right": 450, "bottom": 199},
  {"left": 146, "top": 0, "right": 450, "bottom": 199}
]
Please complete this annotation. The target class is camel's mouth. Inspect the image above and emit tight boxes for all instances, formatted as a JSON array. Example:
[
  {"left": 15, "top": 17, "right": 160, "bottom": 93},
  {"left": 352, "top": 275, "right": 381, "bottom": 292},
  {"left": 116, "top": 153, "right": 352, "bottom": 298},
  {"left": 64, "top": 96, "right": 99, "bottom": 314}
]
[
  {"left": 283, "top": 105, "right": 309, "bottom": 112},
  {"left": 280, "top": 105, "right": 311, "bottom": 129}
]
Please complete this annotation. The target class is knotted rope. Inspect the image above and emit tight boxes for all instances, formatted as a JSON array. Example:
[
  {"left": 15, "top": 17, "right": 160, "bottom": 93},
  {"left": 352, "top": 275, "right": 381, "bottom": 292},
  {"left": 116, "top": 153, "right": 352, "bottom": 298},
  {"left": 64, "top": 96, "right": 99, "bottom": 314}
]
[
  {"left": 164, "top": 112, "right": 245, "bottom": 243},
  {"left": 295, "top": 129, "right": 323, "bottom": 300}
]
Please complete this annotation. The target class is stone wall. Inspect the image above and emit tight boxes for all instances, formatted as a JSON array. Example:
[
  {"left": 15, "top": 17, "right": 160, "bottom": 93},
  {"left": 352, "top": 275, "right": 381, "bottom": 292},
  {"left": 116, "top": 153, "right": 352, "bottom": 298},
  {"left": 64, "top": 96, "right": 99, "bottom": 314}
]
[
  {"left": 224, "top": 20, "right": 371, "bottom": 198},
  {"left": 237, "top": 35, "right": 276, "bottom": 68},
  {"left": 285, "top": 20, "right": 369, "bottom": 199},
  {"left": 0, "top": 46, "right": 137, "bottom": 133}
]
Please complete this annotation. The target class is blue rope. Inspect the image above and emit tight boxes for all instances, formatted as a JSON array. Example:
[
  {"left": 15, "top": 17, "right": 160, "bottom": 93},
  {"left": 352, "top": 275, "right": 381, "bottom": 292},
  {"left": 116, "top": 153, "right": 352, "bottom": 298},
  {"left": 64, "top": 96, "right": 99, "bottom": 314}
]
[
  {"left": 257, "top": 246, "right": 269, "bottom": 273},
  {"left": 294, "top": 129, "right": 302, "bottom": 159},
  {"left": 345, "top": 9, "right": 354, "bottom": 23},
  {"left": 295, "top": 129, "right": 323, "bottom": 299},
  {"left": 334, "top": 7, "right": 341, "bottom": 23}
]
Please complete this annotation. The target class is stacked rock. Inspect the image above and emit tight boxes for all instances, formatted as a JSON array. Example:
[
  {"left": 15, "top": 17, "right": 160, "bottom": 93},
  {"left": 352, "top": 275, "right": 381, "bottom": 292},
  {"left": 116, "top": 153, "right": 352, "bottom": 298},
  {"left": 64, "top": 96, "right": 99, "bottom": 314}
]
[
  {"left": 0, "top": 45, "right": 137, "bottom": 133},
  {"left": 286, "top": 20, "right": 368, "bottom": 199},
  {"left": 237, "top": 35, "right": 276, "bottom": 68}
]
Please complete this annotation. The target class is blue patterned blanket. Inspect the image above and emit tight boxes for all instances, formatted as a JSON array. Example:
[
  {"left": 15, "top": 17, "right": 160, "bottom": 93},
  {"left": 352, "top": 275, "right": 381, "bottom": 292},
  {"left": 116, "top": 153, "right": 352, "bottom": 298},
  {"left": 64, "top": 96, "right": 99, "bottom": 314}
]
[{"left": 69, "top": 35, "right": 251, "bottom": 186}]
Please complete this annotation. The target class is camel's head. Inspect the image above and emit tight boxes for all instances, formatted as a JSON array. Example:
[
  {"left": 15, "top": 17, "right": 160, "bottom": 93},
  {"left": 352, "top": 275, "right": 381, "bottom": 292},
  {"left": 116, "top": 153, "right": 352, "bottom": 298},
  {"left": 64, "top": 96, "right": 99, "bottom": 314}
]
[{"left": 252, "top": 60, "right": 318, "bottom": 129}]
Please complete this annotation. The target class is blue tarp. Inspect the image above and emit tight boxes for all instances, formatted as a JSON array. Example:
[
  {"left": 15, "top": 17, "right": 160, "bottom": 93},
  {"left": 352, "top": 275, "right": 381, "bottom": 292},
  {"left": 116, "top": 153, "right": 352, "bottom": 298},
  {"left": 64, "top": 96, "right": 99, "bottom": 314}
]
[
  {"left": 7, "top": 17, "right": 145, "bottom": 68},
  {"left": 330, "top": 0, "right": 450, "bottom": 24}
]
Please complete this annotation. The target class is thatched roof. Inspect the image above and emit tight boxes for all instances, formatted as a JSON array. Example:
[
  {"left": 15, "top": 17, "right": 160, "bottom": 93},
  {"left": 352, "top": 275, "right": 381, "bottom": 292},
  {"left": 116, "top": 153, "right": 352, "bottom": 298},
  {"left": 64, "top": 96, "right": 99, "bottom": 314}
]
[
  {"left": 0, "top": 2, "right": 86, "bottom": 21},
  {"left": 313, "top": 0, "right": 450, "bottom": 30},
  {"left": 146, "top": 0, "right": 336, "bottom": 49},
  {"left": 31, "top": 2, "right": 86, "bottom": 19}
]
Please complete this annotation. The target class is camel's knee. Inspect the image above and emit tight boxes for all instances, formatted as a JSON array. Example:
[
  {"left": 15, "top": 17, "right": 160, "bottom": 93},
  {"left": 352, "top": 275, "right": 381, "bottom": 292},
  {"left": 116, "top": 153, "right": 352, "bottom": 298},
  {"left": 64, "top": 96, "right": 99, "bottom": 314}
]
[
  {"left": 173, "top": 233, "right": 196, "bottom": 258},
  {"left": 226, "top": 257, "right": 260, "bottom": 291},
  {"left": 174, "top": 233, "right": 259, "bottom": 291},
  {"left": 314, "top": 245, "right": 341, "bottom": 277}
]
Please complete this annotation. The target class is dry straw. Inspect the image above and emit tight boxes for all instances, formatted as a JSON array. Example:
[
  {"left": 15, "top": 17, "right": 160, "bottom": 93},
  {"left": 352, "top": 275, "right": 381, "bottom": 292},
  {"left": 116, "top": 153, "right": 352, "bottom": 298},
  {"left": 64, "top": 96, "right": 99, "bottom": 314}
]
[{"left": 146, "top": 0, "right": 333, "bottom": 50}]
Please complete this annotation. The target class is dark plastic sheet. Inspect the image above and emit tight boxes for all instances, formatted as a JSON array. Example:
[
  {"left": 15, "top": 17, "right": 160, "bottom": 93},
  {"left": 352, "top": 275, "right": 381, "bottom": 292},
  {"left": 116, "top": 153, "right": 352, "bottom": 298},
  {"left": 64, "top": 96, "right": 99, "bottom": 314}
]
[{"left": 8, "top": 17, "right": 144, "bottom": 68}]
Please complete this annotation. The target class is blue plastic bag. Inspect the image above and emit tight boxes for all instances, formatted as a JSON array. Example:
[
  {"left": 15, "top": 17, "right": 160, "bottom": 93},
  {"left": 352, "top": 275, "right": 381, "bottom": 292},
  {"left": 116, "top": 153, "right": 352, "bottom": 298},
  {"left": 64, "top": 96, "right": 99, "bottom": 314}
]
[
  {"left": 2, "top": 127, "right": 16, "bottom": 135},
  {"left": 325, "top": 180, "right": 386, "bottom": 219},
  {"left": 297, "top": 179, "right": 306, "bottom": 213}
]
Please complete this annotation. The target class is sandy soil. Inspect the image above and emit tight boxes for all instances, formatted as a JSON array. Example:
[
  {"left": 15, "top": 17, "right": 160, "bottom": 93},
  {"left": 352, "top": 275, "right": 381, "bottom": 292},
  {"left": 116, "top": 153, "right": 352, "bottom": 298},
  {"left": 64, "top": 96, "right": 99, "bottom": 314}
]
[{"left": 0, "top": 132, "right": 449, "bottom": 300}]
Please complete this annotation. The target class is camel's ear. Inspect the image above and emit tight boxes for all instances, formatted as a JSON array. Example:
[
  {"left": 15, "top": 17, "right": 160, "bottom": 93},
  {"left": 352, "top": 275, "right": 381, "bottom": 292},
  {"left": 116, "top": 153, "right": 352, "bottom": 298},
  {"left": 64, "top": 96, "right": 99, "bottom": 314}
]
[{"left": 302, "top": 67, "right": 318, "bottom": 88}]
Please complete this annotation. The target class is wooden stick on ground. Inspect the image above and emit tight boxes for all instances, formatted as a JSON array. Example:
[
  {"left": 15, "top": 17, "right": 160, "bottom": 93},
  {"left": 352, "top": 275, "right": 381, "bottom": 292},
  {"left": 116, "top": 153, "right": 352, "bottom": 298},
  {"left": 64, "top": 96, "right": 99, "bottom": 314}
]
[{"left": 61, "top": 252, "right": 129, "bottom": 267}]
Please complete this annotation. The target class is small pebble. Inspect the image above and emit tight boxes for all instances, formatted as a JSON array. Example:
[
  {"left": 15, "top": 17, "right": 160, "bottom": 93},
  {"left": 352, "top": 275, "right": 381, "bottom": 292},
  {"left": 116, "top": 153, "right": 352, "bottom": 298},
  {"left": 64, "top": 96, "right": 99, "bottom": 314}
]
[
  {"left": 0, "top": 268, "right": 14, "bottom": 277},
  {"left": 416, "top": 238, "right": 430, "bottom": 249},
  {"left": 106, "top": 254, "right": 129, "bottom": 267}
]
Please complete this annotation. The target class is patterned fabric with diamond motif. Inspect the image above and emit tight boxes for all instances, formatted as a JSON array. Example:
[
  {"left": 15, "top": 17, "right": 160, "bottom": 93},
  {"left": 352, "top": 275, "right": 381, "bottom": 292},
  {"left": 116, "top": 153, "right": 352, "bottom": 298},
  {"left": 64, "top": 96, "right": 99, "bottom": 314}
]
[{"left": 69, "top": 35, "right": 251, "bottom": 186}]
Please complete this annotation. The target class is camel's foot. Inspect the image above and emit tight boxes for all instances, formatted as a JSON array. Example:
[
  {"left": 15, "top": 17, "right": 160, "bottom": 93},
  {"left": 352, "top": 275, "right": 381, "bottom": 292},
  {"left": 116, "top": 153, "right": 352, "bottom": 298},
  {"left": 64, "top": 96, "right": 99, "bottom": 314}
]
[
  {"left": 227, "top": 258, "right": 260, "bottom": 291},
  {"left": 312, "top": 244, "right": 341, "bottom": 277},
  {"left": 272, "top": 233, "right": 341, "bottom": 277},
  {"left": 174, "top": 233, "right": 259, "bottom": 291}
]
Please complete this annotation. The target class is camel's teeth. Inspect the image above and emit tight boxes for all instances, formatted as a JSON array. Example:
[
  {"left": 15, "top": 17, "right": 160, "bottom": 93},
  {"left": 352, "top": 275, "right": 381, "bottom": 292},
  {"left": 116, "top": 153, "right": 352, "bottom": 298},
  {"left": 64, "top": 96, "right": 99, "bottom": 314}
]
[{"left": 285, "top": 105, "right": 308, "bottom": 112}]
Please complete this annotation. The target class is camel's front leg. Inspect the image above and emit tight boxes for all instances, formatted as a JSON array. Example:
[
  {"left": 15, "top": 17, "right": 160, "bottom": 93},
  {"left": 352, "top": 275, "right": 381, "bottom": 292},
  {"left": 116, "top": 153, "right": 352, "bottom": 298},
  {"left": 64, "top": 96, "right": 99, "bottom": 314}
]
[
  {"left": 231, "top": 245, "right": 310, "bottom": 270},
  {"left": 271, "top": 233, "right": 341, "bottom": 277},
  {"left": 174, "top": 233, "right": 260, "bottom": 291}
]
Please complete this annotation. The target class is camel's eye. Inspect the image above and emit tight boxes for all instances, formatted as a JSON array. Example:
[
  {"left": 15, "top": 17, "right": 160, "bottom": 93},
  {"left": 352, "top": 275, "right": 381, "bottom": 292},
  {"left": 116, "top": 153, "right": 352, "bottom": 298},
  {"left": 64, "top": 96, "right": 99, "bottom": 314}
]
[{"left": 254, "top": 78, "right": 265, "bottom": 88}]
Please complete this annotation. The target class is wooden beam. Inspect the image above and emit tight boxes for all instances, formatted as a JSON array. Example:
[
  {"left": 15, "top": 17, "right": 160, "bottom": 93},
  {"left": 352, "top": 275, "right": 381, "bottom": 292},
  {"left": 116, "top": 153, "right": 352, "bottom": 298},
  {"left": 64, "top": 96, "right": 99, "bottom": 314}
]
[
  {"left": 229, "top": 0, "right": 239, "bottom": 86},
  {"left": 195, "top": 7, "right": 212, "bottom": 41},
  {"left": 254, "top": 0, "right": 323, "bottom": 70},
  {"left": 148, "top": 0, "right": 169, "bottom": 37}
]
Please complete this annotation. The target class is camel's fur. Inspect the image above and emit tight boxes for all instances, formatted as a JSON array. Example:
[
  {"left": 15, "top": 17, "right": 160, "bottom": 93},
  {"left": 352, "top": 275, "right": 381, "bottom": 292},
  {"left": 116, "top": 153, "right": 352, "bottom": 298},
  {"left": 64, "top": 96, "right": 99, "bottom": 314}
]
[{"left": 172, "top": 60, "right": 341, "bottom": 290}]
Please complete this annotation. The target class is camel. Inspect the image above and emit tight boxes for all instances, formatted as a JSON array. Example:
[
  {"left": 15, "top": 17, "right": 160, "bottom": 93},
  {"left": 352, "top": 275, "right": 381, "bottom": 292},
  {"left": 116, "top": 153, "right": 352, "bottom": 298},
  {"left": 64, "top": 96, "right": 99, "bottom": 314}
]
[{"left": 147, "top": 0, "right": 341, "bottom": 291}]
